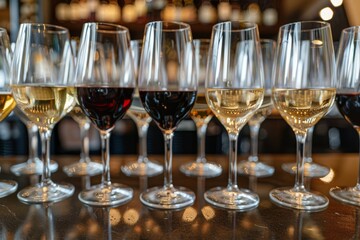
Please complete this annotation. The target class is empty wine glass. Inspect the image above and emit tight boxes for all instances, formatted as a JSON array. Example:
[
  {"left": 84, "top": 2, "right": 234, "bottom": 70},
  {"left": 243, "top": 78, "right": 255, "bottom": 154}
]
[
  {"left": 138, "top": 21, "right": 197, "bottom": 209},
  {"left": 0, "top": 27, "right": 17, "bottom": 197},
  {"left": 204, "top": 21, "right": 264, "bottom": 210},
  {"left": 180, "top": 39, "right": 222, "bottom": 178},
  {"left": 10, "top": 107, "right": 59, "bottom": 176},
  {"left": 76, "top": 22, "right": 135, "bottom": 206},
  {"left": 270, "top": 21, "right": 336, "bottom": 210},
  {"left": 121, "top": 40, "right": 163, "bottom": 177},
  {"left": 237, "top": 39, "right": 276, "bottom": 177},
  {"left": 11, "top": 23, "right": 76, "bottom": 203},
  {"left": 330, "top": 26, "right": 360, "bottom": 206}
]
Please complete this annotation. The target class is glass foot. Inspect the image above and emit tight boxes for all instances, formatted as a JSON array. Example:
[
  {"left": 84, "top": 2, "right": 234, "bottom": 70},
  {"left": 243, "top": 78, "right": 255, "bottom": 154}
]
[
  {"left": 10, "top": 159, "right": 58, "bottom": 176},
  {"left": 269, "top": 187, "right": 329, "bottom": 211},
  {"left": 78, "top": 183, "right": 133, "bottom": 207},
  {"left": 281, "top": 162, "right": 330, "bottom": 178},
  {"left": 180, "top": 161, "right": 222, "bottom": 178},
  {"left": 237, "top": 160, "right": 274, "bottom": 177},
  {"left": 17, "top": 181, "right": 74, "bottom": 203},
  {"left": 204, "top": 186, "right": 259, "bottom": 210},
  {"left": 121, "top": 159, "right": 163, "bottom": 177},
  {"left": 140, "top": 186, "right": 195, "bottom": 210},
  {"left": 63, "top": 161, "right": 103, "bottom": 177},
  {"left": 0, "top": 180, "right": 18, "bottom": 198},
  {"left": 330, "top": 186, "right": 360, "bottom": 207}
]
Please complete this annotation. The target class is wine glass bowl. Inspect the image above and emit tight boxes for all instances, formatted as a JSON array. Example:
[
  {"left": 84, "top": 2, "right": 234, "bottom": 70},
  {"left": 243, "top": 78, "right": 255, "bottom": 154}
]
[
  {"left": 204, "top": 21, "right": 264, "bottom": 210},
  {"left": 270, "top": 21, "right": 336, "bottom": 211}
]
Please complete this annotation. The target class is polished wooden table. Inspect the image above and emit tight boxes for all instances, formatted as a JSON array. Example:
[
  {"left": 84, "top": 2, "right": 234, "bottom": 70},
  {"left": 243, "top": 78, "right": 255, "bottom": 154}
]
[{"left": 0, "top": 153, "right": 358, "bottom": 239}]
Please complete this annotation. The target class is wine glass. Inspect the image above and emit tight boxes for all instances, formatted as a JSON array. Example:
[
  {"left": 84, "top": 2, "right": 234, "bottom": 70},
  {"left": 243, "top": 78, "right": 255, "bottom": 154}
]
[
  {"left": 138, "top": 21, "right": 197, "bottom": 209},
  {"left": 10, "top": 107, "right": 59, "bottom": 176},
  {"left": 0, "top": 27, "right": 17, "bottom": 197},
  {"left": 76, "top": 22, "right": 134, "bottom": 206},
  {"left": 204, "top": 21, "right": 264, "bottom": 210},
  {"left": 179, "top": 39, "right": 222, "bottom": 178},
  {"left": 281, "top": 125, "right": 330, "bottom": 178},
  {"left": 330, "top": 26, "right": 360, "bottom": 206},
  {"left": 270, "top": 21, "right": 336, "bottom": 210},
  {"left": 237, "top": 39, "right": 276, "bottom": 177},
  {"left": 121, "top": 40, "right": 163, "bottom": 177},
  {"left": 11, "top": 23, "right": 76, "bottom": 203}
]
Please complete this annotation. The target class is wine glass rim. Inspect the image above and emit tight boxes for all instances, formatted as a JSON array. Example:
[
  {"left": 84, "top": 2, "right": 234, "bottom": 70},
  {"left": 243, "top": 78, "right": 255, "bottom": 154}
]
[
  {"left": 212, "top": 21, "right": 258, "bottom": 32},
  {"left": 280, "top": 21, "right": 330, "bottom": 32},
  {"left": 145, "top": 21, "right": 191, "bottom": 32},
  {"left": 20, "top": 23, "right": 69, "bottom": 34},
  {"left": 84, "top": 22, "right": 129, "bottom": 34},
  {"left": 341, "top": 25, "right": 360, "bottom": 34}
]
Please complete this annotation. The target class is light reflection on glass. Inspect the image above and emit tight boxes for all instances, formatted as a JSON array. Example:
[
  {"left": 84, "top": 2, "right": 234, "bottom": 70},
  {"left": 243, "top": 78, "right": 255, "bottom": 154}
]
[
  {"left": 320, "top": 168, "right": 335, "bottom": 183},
  {"left": 123, "top": 208, "right": 140, "bottom": 226},
  {"left": 109, "top": 208, "right": 121, "bottom": 226},
  {"left": 182, "top": 207, "right": 197, "bottom": 223},
  {"left": 201, "top": 206, "right": 215, "bottom": 221}
]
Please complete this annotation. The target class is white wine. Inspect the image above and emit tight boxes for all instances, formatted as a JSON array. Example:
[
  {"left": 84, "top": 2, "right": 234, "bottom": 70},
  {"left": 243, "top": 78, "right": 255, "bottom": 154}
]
[
  {"left": 272, "top": 88, "right": 335, "bottom": 133},
  {"left": 190, "top": 94, "right": 213, "bottom": 127},
  {"left": 248, "top": 95, "right": 273, "bottom": 126},
  {"left": 0, "top": 92, "right": 16, "bottom": 122},
  {"left": 11, "top": 85, "right": 75, "bottom": 129},
  {"left": 206, "top": 88, "right": 264, "bottom": 133}
]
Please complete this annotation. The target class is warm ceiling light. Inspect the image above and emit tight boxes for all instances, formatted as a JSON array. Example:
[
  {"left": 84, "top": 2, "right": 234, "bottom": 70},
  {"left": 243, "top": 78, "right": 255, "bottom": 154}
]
[
  {"left": 330, "top": 0, "right": 343, "bottom": 7},
  {"left": 319, "top": 7, "right": 334, "bottom": 21}
]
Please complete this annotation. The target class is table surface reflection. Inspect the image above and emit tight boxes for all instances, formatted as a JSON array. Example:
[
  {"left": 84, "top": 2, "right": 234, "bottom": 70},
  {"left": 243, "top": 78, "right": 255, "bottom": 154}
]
[{"left": 0, "top": 153, "right": 358, "bottom": 239}]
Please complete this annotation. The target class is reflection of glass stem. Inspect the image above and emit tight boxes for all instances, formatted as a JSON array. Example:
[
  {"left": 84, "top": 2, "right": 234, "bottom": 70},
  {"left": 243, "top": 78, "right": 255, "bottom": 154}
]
[
  {"left": 248, "top": 123, "right": 260, "bottom": 162},
  {"left": 79, "top": 122, "right": 91, "bottom": 163},
  {"left": 295, "top": 211, "right": 304, "bottom": 240},
  {"left": 138, "top": 121, "right": 150, "bottom": 163},
  {"left": 196, "top": 123, "right": 208, "bottom": 163}
]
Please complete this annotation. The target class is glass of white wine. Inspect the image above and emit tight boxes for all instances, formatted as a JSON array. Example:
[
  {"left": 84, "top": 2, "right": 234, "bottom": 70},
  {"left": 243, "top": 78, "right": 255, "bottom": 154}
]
[
  {"left": 11, "top": 23, "right": 76, "bottom": 203},
  {"left": 0, "top": 27, "right": 17, "bottom": 197},
  {"left": 204, "top": 21, "right": 264, "bottom": 210},
  {"left": 270, "top": 21, "right": 336, "bottom": 211},
  {"left": 180, "top": 39, "right": 222, "bottom": 178},
  {"left": 121, "top": 40, "right": 163, "bottom": 177},
  {"left": 237, "top": 39, "right": 275, "bottom": 178}
]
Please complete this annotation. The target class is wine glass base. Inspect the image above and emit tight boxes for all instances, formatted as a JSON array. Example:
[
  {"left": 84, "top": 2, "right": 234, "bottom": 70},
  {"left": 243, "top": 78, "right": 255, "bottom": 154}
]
[
  {"left": 63, "top": 161, "right": 103, "bottom": 177},
  {"left": 10, "top": 159, "right": 58, "bottom": 176},
  {"left": 237, "top": 160, "right": 274, "bottom": 177},
  {"left": 78, "top": 183, "right": 133, "bottom": 207},
  {"left": 180, "top": 161, "right": 222, "bottom": 178},
  {"left": 204, "top": 186, "right": 259, "bottom": 211},
  {"left": 0, "top": 180, "right": 18, "bottom": 198},
  {"left": 121, "top": 160, "right": 163, "bottom": 177},
  {"left": 17, "top": 182, "right": 74, "bottom": 203},
  {"left": 281, "top": 162, "right": 330, "bottom": 178},
  {"left": 330, "top": 186, "right": 360, "bottom": 207},
  {"left": 140, "top": 186, "right": 195, "bottom": 210},
  {"left": 269, "top": 187, "right": 329, "bottom": 211}
]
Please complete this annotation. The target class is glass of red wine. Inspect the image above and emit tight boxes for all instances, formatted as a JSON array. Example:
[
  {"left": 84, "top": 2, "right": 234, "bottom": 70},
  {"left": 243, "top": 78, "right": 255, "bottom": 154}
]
[
  {"left": 330, "top": 26, "right": 360, "bottom": 206},
  {"left": 138, "top": 21, "right": 197, "bottom": 209},
  {"left": 75, "top": 22, "right": 135, "bottom": 206}
]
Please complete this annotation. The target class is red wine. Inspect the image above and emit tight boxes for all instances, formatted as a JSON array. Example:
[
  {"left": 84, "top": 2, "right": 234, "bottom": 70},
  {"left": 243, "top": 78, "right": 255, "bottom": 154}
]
[
  {"left": 76, "top": 87, "right": 134, "bottom": 131},
  {"left": 336, "top": 93, "right": 360, "bottom": 127},
  {"left": 139, "top": 90, "right": 197, "bottom": 131}
]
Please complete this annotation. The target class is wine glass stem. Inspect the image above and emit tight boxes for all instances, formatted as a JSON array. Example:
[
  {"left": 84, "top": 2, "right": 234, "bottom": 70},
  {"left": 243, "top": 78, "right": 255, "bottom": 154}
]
[
  {"left": 79, "top": 122, "right": 91, "bottom": 163},
  {"left": 138, "top": 122, "right": 150, "bottom": 163},
  {"left": 196, "top": 123, "right": 207, "bottom": 163},
  {"left": 39, "top": 128, "right": 52, "bottom": 186},
  {"left": 294, "top": 132, "right": 307, "bottom": 191},
  {"left": 27, "top": 124, "right": 38, "bottom": 163},
  {"left": 304, "top": 126, "right": 314, "bottom": 163},
  {"left": 248, "top": 123, "right": 260, "bottom": 162},
  {"left": 100, "top": 132, "right": 111, "bottom": 187},
  {"left": 228, "top": 133, "right": 239, "bottom": 189},
  {"left": 163, "top": 132, "right": 174, "bottom": 189}
]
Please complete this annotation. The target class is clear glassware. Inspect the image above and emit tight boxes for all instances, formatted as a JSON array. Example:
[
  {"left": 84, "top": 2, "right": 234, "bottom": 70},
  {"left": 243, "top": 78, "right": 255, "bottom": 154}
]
[
  {"left": 204, "top": 21, "right": 264, "bottom": 210},
  {"left": 121, "top": 40, "right": 163, "bottom": 177},
  {"left": 270, "top": 21, "right": 336, "bottom": 211},
  {"left": 281, "top": 125, "right": 330, "bottom": 178},
  {"left": 76, "top": 22, "right": 135, "bottom": 206},
  {"left": 330, "top": 26, "right": 360, "bottom": 206},
  {"left": 179, "top": 39, "right": 222, "bottom": 178},
  {"left": 0, "top": 27, "right": 17, "bottom": 197},
  {"left": 138, "top": 21, "right": 197, "bottom": 209},
  {"left": 11, "top": 23, "right": 76, "bottom": 203},
  {"left": 10, "top": 107, "right": 59, "bottom": 176},
  {"left": 62, "top": 104, "right": 103, "bottom": 177},
  {"left": 237, "top": 39, "right": 276, "bottom": 178}
]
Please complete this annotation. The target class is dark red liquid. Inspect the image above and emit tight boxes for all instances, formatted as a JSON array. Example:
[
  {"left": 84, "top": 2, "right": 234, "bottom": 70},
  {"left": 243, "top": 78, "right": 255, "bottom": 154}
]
[
  {"left": 139, "top": 90, "right": 197, "bottom": 131},
  {"left": 77, "top": 87, "right": 134, "bottom": 131},
  {"left": 336, "top": 93, "right": 360, "bottom": 128}
]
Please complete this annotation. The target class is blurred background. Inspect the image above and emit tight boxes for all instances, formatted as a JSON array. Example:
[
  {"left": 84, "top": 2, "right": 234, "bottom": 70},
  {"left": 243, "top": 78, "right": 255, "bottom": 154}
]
[{"left": 0, "top": 0, "right": 357, "bottom": 156}]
